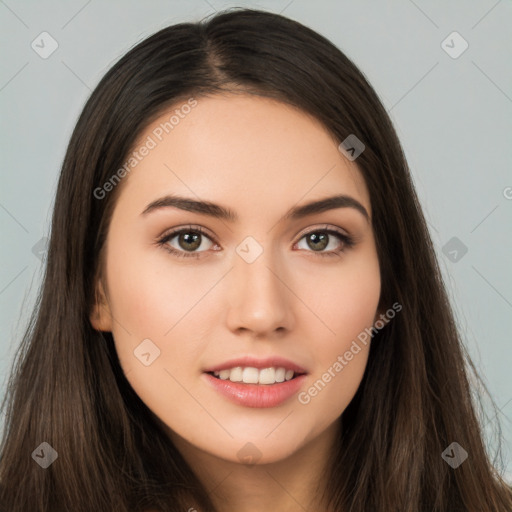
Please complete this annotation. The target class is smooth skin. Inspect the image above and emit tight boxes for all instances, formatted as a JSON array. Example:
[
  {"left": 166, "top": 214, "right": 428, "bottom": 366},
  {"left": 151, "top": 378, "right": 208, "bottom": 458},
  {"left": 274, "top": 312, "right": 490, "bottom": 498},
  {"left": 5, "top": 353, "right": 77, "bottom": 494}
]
[{"left": 90, "top": 93, "right": 382, "bottom": 511}]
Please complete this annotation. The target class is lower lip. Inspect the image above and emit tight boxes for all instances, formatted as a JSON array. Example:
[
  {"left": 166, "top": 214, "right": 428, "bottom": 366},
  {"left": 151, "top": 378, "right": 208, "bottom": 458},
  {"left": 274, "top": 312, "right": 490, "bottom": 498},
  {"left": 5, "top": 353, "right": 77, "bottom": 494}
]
[{"left": 203, "top": 373, "right": 307, "bottom": 408}]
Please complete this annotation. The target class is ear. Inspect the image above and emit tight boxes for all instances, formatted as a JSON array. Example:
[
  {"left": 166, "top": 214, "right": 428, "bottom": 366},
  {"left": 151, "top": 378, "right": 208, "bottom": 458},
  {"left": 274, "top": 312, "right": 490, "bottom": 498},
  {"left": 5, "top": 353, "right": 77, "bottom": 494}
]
[{"left": 89, "top": 279, "right": 113, "bottom": 332}]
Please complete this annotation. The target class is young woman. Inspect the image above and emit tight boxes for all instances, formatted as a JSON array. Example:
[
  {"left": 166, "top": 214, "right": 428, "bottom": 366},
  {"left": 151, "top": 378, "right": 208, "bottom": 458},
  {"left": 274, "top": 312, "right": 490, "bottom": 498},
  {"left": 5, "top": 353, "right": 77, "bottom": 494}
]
[{"left": 0, "top": 7, "right": 510, "bottom": 512}]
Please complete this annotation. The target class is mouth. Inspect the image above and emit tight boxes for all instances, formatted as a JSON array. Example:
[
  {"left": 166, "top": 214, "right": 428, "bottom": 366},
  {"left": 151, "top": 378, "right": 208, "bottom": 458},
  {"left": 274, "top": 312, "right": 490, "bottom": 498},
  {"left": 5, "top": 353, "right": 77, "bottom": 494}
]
[
  {"left": 202, "top": 358, "right": 308, "bottom": 408},
  {"left": 206, "top": 366, "right": 306, "bottom": 385}
]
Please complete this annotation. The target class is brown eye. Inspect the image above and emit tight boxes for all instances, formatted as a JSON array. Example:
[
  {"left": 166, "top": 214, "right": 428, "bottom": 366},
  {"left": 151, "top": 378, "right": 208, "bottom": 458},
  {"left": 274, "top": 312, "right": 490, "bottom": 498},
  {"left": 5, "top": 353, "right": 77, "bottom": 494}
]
[
  {"left": 158, "top": 227, "right": 216, "bottom": 258},
  {"left": 176, "top": 232, "right": 203, "bottom": 251},
  {"left": 296, "top": 228, "right": 354, "bottom": 257},
  {"left": 304, "top": 232, "right": 329, "bottom": 251}
]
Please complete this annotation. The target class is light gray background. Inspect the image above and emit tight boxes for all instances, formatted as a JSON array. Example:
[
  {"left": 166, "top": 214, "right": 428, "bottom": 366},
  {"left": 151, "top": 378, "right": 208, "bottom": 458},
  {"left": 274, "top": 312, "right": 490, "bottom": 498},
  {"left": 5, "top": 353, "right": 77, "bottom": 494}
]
[{"left": 1, "top": 0, "right": 511, "bottom": 481}]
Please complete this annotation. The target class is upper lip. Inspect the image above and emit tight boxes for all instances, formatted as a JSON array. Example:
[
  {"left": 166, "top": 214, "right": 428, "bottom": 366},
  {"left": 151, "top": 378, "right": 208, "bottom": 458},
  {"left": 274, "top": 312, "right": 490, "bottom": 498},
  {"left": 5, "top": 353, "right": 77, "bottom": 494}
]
[{"left": 203, "top": 356, "right": 308, "bottom": 374}]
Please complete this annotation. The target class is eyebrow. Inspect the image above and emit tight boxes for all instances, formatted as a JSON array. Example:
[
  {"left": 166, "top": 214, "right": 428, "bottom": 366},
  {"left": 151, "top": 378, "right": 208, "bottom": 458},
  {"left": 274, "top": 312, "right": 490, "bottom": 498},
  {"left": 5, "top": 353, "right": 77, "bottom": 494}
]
[{"left": 141, "top": 193, "right": 370, "bottom": 223}]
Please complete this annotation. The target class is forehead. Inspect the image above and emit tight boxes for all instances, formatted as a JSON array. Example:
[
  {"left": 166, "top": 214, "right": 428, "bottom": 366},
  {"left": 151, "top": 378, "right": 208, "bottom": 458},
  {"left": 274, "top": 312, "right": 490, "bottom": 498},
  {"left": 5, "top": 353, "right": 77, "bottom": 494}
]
[{"left": 117, "top": 93, "right": 371, "bottom": 217}]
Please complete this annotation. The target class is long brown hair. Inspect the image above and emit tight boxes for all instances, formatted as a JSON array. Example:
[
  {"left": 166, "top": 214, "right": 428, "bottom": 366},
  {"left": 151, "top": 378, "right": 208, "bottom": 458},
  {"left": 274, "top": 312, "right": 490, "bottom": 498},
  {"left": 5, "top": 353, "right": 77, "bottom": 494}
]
[{"left": 1, "top": 8, "right": 510, "bottom": 511}]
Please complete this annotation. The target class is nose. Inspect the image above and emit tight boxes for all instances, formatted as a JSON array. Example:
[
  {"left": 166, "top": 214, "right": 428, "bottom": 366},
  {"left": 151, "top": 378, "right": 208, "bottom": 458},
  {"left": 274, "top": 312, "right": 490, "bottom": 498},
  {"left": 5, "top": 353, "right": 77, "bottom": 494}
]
[{"left": 225, "top": 247, "right": 295, "bottom": 337}]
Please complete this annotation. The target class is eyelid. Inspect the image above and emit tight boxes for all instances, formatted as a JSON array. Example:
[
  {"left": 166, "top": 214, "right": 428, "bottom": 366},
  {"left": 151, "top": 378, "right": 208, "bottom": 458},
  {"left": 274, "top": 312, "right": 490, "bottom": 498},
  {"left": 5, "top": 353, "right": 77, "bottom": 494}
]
[
  {"left": 293, "top": 223, "right": 351, "bottom": 241},
  {"left": 158, "top": 223, "right": 217, "bottom": 241}
]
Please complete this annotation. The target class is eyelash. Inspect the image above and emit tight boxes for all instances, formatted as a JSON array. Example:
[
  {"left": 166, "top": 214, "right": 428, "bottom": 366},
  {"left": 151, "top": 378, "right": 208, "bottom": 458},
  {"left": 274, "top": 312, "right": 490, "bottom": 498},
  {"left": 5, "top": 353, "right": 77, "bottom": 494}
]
[{"left": 156, "top": 224, "right": 355, "bottom": 259}]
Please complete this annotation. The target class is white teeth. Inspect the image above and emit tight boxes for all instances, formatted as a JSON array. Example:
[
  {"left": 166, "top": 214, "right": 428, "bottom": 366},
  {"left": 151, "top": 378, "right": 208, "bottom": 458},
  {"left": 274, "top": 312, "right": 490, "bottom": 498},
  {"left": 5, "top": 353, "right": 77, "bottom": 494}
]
[
  {"left": 218, "top": 369, "right": 230, "bottom": 380},
  {"left": 275, "top": 367, "right": 285, "bottom": 382},
  {"left": 229, "top": 366, "right": 243, "bottom": 382},
  {"left": 258, "top": 367, "right": 276, "bottom": 385},
  {"left": 242, "top": 367, "right": 260, "bottom": 384},
  {"left": 211, "top": 366, "right": 298, "bottom": 384}
]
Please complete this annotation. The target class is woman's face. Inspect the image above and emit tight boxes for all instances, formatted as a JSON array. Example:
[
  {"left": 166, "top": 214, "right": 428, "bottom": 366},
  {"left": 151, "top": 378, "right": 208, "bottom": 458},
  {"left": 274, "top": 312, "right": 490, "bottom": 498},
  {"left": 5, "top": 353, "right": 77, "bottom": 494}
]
[{"left": 91, "top": 93, "right": 381, "bottom": 465}]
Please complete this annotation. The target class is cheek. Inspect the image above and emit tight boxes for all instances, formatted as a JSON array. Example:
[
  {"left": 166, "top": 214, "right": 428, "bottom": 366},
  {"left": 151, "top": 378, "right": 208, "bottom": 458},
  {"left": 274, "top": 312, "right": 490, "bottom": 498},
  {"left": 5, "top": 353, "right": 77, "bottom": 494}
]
[
  {"left": 106, "top": 241, "right": 219, "bottom": 334},
  {"left": 103, "top": 245, "right": 219, "bottom": 378},
  {"left": 103, "top": 253, "right": 215, "bottom": 422},
  {"left": 296, "top": 253, "right": 380, "bottom": 419},
  {"left": 303, "top": 254, "right": 381, "bottom": 344},
  {"left": 297, "top": 305, "right": 374, "bottom": 436}
]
